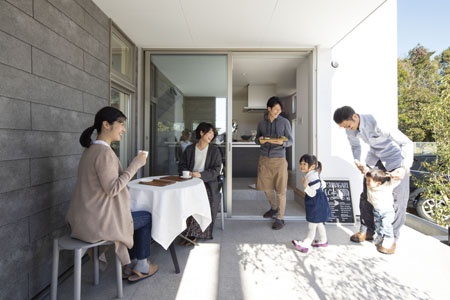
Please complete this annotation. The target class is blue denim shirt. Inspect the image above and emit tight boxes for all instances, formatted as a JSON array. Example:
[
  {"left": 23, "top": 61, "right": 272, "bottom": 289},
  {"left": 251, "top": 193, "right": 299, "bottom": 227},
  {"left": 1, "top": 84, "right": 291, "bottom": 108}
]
[
  {"left": 255, "top": 114, "right": 293, "bottom": 158},
  {"left": 346, "top": 114, "right": 413, "bottom": 171}
]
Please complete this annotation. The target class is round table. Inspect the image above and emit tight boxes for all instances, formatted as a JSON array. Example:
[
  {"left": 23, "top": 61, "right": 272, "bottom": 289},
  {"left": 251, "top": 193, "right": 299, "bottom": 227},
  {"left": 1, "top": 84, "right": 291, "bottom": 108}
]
[{"left": 128, "top": 176, "right": 212, "bottom": 250}]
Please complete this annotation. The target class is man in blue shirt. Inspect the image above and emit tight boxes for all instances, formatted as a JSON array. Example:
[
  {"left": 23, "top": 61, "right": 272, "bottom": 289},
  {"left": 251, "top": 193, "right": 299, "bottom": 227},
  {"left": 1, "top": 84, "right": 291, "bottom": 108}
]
[{"left": 333, "top": 106, "right": 413, "bottom": 254}]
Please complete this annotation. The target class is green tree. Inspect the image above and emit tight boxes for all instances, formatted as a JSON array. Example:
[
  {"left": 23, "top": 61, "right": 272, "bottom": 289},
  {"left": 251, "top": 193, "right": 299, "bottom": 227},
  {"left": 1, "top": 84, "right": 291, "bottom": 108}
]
[
  {"left": 398, "top": 44, "right": 450, "bottom": 226},
  {"left": 416, "top": 74, "right": 450, "bottom": 226},
  {"left": 398, "top": 44, "right": 439, "bottom": 142},
  {"left": 435, "top": 47, "right": 450, "bottom": 77}
]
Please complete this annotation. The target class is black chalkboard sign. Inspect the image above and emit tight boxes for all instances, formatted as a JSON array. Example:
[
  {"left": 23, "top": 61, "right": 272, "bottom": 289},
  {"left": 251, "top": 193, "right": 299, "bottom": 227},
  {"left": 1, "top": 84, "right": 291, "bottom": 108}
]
[{"left": 323, "top": 179, "right": 355, "bottom": 223}]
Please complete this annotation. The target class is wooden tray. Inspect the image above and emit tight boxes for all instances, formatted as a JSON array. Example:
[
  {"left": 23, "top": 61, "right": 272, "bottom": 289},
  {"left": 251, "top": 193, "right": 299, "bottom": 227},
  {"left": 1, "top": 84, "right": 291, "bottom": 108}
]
[
  {"left": 160, "top": 175, "right": 191, "bottom": 182},
  {"left": 262, "top": 136, "right": 288, "bottom": 142},
  {"left": 139, "top": 179, "right": 176, "bottom": 187}
]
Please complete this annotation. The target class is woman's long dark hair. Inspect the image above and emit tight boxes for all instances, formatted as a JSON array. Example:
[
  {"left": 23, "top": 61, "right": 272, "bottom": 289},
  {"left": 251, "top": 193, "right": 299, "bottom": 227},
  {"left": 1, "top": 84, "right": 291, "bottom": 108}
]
[{"left": 79, "top": 106, "right": 126, "bottom": 148}]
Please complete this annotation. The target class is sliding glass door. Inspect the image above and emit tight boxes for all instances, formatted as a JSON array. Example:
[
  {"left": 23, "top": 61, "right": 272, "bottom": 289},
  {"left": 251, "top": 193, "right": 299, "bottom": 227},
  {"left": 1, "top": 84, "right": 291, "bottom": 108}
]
[{"left": 144, "top": 53, "right": 229, "bottom": 211}]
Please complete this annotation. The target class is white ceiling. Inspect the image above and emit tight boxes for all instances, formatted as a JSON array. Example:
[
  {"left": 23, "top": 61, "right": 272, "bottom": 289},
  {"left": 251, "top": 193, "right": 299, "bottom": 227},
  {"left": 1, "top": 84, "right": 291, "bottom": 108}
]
[{"left": 93, "top": 0, "right": 386, "bottom": 98}]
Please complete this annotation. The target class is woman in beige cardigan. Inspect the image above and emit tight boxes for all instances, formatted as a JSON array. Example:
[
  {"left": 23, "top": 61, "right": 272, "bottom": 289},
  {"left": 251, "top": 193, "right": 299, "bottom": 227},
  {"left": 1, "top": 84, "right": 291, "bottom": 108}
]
[{"left": 66, "top": 106, "right": 158, "bottom": 283}]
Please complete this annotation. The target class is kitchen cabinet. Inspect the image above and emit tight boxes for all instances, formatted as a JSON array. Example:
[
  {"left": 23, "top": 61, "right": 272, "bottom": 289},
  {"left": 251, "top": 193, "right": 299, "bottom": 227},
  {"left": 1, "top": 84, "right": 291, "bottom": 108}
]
[{"left": 232, "top": 142, "right": 259, "bottom": 177}]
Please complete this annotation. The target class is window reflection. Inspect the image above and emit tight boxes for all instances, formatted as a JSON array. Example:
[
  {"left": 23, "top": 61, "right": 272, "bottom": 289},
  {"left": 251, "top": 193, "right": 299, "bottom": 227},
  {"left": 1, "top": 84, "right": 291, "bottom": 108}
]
[
  {"left": 149, "top": 54, "right": 227, "bottom": 176},
  {"left": 111, "top": 32, "right": 133, "bottom": 81}
]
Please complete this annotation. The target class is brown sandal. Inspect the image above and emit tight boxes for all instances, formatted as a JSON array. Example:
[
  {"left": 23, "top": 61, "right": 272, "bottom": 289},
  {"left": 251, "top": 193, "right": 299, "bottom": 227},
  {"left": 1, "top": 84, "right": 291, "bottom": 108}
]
[
  {"left": 181, "top": 237, "right": 197, "bottom": 246},
  {"left": 179, "top": 236, "right": 197, "bottom": 246},
  {"left": 122, "top": 266, "right": 133, "bottom": 280},
  {"left": 127, "top": 263, "right": 159, "bottom": 283},
  {"left": 178, "top": 238, "right": 189, "bottom": 246}
]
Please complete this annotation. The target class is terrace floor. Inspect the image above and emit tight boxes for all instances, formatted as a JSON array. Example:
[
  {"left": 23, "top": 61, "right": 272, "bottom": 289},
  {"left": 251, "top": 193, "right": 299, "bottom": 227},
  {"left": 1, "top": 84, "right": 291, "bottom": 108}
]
[
  {"left": 44, "top": 218, "right": 449, "bottom": 300},
  {"left": 41, "top": 176, "right": 450, "bottom": 300}
]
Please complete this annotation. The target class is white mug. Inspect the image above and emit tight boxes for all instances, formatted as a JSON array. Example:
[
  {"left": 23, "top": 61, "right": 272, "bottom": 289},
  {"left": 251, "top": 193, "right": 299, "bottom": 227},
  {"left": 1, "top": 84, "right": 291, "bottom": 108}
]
[
  {"left": 139, "top": 150, "right": 148, "bottom": 158},
  {"left": 182, "top": 170, "right": 190, "bottom": 178}
]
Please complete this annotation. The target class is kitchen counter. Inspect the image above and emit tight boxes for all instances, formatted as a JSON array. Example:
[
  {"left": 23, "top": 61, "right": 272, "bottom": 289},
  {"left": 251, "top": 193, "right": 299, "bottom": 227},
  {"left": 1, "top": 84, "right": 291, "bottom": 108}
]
[{"left": 232, "top": 141, "right": 259, "bottom": 148}]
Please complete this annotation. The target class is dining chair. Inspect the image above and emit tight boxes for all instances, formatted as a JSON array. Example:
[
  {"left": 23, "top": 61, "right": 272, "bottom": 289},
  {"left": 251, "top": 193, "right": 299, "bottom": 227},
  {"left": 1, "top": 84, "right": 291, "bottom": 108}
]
[
  {"left": 218, "top": 172, "right": 225, "bottom": 230},
  {"left": 51, "top": 234, "right": 123, "bottom": 300}
]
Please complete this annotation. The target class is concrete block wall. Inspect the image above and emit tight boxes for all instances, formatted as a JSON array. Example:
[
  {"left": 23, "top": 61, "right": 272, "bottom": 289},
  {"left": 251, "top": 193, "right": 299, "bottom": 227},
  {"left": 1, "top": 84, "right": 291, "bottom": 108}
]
[{"left": 0, "top": 0, "right": 110, "bottom": 298}]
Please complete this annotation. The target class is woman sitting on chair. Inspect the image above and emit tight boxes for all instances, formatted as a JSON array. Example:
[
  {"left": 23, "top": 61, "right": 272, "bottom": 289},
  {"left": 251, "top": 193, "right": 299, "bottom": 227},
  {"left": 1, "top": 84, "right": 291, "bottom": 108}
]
[
  {"left": 178, "top": 122, "right": 223, "bottom": 243},
  {"left": 66, "top": 106, "right": 158, "bottom": 283}
]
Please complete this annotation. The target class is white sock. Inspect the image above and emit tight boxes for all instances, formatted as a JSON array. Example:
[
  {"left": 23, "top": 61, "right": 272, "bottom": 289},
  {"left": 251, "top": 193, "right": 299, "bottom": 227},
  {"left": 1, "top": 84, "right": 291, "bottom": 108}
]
[
  {"left": 374, "top": 235, "right": 383, "bottom": 245},
  {"left": 382, "top": 238, "right": 394, "bottom": 249},
  {"left": 127, "top": 258, "right": 137, "bottom": 269},
  {"left": 316, "top": 223, "right": 327, "bottom": 243},
  {"left": 293, "top": 239, "right": 310, "bottom": 249},
  {"left": 135, "top": 259, "right": 149, "bottom": 274},
  {"left": 301, "top": 222, "right": 318, "bottom": 247}
]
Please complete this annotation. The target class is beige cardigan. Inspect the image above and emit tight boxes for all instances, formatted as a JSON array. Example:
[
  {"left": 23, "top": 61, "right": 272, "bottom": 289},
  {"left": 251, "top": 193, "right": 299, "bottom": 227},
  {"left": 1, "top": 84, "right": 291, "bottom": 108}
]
[{"left": 66, "top": 144, "right": 142, "bottom": 265}]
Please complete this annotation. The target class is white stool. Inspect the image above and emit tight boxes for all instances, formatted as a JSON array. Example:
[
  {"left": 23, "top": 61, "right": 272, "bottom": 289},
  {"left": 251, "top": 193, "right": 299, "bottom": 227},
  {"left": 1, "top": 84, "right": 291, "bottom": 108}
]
[{"left": 51, "top": 235, "right": 123, "bottom": 300}]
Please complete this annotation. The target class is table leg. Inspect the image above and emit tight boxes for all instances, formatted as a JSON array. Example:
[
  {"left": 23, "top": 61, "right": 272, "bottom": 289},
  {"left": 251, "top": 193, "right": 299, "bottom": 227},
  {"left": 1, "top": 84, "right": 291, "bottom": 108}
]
[
  {"left": 169, "top": 242, "right": 180, "bottom": 274},
  {"left": 179, "top": 234, "right": 199, "bottom": 246}
]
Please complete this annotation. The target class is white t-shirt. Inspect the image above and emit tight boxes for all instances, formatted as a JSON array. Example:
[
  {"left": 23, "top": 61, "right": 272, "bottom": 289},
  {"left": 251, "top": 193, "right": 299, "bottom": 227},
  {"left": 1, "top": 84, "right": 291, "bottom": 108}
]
[{"left": 193, "top": 144, "right": 209, "bottom": 172}]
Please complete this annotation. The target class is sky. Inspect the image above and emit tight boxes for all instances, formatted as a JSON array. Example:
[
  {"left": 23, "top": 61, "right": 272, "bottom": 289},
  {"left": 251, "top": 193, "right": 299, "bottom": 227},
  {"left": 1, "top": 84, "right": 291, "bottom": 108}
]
[{"left": 397, "top": 0, "right": 450, "bottom": 58}]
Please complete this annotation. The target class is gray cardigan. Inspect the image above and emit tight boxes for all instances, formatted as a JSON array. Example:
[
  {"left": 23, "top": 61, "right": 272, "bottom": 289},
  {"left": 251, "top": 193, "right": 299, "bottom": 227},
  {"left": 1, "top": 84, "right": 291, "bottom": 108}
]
[{"left": 255, "top": 114, "right": 293, "bottom": 158}]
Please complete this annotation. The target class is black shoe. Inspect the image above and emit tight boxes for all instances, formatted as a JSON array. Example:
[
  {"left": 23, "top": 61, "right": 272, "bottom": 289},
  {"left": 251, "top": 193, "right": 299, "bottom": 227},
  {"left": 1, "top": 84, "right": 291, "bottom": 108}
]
[
  {"left": 272, "top": 219, "right": 285, "bottom": 230},
  {"left": 263, "top": 208, "right": 278, "bottom": 219}
]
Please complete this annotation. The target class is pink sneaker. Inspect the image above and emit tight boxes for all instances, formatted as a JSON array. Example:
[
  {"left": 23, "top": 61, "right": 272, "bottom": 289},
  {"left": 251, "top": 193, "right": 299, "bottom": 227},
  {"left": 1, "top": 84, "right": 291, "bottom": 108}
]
[
  {"left": 291, "top": 240, "right": 309, "bottom": 253},
  {"left": 311, "top": 240, "right": 328, "bottom": 248}
]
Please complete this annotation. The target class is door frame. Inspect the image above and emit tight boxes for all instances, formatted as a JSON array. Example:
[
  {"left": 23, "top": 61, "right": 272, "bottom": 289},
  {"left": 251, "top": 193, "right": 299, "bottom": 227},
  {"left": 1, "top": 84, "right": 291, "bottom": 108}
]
[
  {"left": 143, "top": 51, "right": 232, "bottom": 216},
  {"left": 142, "top": 50, "right": 315, "bottom": 218}
]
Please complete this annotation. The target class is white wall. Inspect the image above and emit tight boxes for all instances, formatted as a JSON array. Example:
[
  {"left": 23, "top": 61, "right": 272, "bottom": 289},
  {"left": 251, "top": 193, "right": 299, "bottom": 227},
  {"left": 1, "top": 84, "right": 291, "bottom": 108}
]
[
  {"left": 315, "top": 0, "right": 398, "bottom": 216},
  {"left": 231, "top": 90, "right": 262, "bottom": 138},
  {"left": 295, "top": 52, "right": 314, "bottom": 188}
]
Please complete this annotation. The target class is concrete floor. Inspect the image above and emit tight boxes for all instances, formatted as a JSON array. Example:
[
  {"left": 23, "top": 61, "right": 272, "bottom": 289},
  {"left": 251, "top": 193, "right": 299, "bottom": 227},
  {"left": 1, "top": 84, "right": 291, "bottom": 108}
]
[
  {"left": 230, "top": 177, "right": 304, "bottom": 220},
  {"left": 46, "top": 218, "right": 449, "bottom": 300},
  {"left": 44, "top": 177, "right": 449, "bottom": 300}
]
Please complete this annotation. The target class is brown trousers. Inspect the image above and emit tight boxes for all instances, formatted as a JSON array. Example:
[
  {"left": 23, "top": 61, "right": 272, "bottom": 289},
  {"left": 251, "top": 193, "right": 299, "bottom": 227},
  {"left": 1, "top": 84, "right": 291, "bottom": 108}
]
[{"left": 256, "top": 156, "right": 288, "bottom": 219}]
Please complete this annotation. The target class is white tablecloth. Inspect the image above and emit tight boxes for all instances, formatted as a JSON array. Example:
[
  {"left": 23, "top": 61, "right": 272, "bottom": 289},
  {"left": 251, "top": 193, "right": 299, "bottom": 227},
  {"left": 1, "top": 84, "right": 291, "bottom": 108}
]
[{"left": 128, "top": 176, "right": 212, "bottom": 249}]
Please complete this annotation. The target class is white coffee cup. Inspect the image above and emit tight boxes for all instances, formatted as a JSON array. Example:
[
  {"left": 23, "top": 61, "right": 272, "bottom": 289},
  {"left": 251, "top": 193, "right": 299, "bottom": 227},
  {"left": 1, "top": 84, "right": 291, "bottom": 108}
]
[
  {"left": 182, "top": 170, "right": 190, "bottom": 178},
  {"left": 139, "top": 150, "right": 148, "bottom": 158}
]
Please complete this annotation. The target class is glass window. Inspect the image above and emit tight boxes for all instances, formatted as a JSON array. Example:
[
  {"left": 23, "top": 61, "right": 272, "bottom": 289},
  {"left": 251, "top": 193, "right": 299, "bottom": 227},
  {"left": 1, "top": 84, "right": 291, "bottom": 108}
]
[
  {"left": 110, "top": 88, "right": 131, "bottom": 168},
  {"left": 109, "top": 24, "right": 136, "bottom": 169},
  {"left": 111, "top": 30, "right": 134, "bottom": 83}
]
